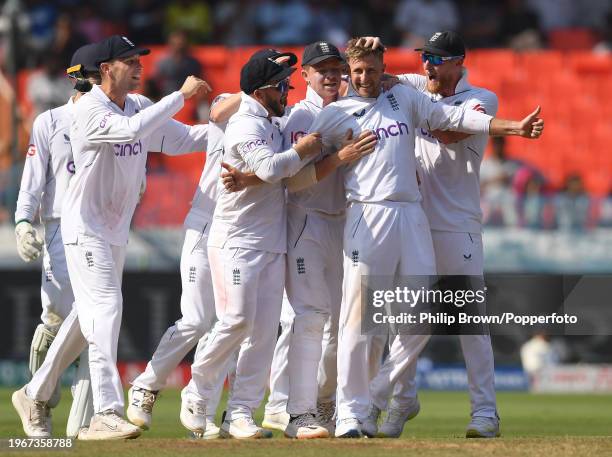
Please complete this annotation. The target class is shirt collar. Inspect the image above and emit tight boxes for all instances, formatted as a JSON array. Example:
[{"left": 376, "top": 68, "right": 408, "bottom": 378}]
[
  {"left": 239, "top": 92, "right": 270, "bottom": 118},
  {"left": 304, "top": 86, "right": 324, "bottom": 108}
]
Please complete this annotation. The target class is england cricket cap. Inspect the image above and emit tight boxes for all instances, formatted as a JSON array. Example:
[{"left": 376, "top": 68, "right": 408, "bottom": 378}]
[
  {"left": 95, "top": 35, "right": 150, "bottom": 65},
  {"left": 249, "top": 48, "right": 298, "bottom": 67},
  {"left": 416, "top": 31, "right": 466, "bottom": 57},
  {"left": 240, "top": 50, "right": 297, "bottom": 94},
  {"left": 302, "top": 41, "right": 344, "bottom": 66},
  {"left": 66, "top": 43, "right": 102, "bottom": 75}
]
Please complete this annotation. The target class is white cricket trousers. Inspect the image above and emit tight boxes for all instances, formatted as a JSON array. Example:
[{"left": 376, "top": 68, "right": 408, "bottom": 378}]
[
  {"left": 285, "top": 205, "right": 344, "bottom": 415},
  {"left": 337, "top": 201, "right": 436, "bottom": 423},
  {"left": 372, "top": 231, "right": 497, "bottom": 418},
  {"left": 41, "top": 220, "right": 74, "bottom": 328},
  {"left": 183, "top": 246, "right": 284, "bottom": 420},
  {"left": 64, "top": 234, "right": 126, "bottom": 414},
  {"left": 264, "top": 294, "right": 293, "bottom": 415}
]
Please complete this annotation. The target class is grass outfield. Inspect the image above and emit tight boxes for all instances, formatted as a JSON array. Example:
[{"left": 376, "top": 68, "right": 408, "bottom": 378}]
[{"left": 0, "top": 388, "right": 610, "bottom": 456}]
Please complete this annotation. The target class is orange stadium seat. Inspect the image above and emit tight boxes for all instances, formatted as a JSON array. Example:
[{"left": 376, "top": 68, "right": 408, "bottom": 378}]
[{"left": 548, "top": 29, "right": 598, "bottom": 50}]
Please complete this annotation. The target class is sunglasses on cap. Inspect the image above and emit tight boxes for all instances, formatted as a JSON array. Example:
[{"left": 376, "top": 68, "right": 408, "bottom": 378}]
[
  {"left": 421, "top": 53, "right": 464, "bottom": 66},
  {"left": 259, "top": 78, "right": 291, "bottom": 93}
]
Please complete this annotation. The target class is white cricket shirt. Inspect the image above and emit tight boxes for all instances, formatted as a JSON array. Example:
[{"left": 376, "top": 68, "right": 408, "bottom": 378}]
[
  {"left": 309, "top": 83, "right": 493, "bottom": 204},
  {"left": 62, "top": 85, "right": 207, "bottom": 246},
  {"left": 399, "top": 71, "right": 498, "bottom": 233},
  {"left": 282, "top": 86, "right": 346, "bottom": 215},
  {"left": 16, "top": 98, "right": 75, "bottom": 223},
  {"left": 208, "top": 93, "right": 304, "bottom": 253}
]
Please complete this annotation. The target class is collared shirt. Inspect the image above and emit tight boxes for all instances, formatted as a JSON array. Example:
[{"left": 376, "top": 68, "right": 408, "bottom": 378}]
[
  {"left": 282, "top": 86, "right": 346, "bottom": 215},
  {"left": 62, "top": 85, "right": 207, "bottom": 246},
  {"left": 16, "top": 98, "right": 75, "bottom": 223},
  {"left": 309, "top": 82, "right": 493, "bottom": 204},
  {"left": 208, "top": 93, "right": 303, "bottom": 253},
  {"left": 399, "top": 71, "right": 498, "bottom": 233}
]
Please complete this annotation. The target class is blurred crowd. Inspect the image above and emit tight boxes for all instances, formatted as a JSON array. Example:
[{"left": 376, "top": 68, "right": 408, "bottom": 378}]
[
  {"left": 1, "top": 0, "right": 611, "bottom": 72},
  {"left": 1, "top": 0, "right": 611, "bottom": 230}
]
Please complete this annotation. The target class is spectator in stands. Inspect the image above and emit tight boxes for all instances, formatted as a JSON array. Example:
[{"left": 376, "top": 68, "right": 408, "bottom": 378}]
[
  {"left": 513, "top": 166, "right": 548, "bottom": 229},
  {"left": 164, "top": 0, "right": 213, "bottom": 43},
  {"left": 556, "top": 174, "right": 591, "bottom": 231},
  {"left": 24, "top": 0, "right": 58, "bottom": 63},
  {"left": 127, "top": 0, "right": 165, "bottom": 45},
  {"left": 254, "top": 0, "right": 316, "bottom": 45},
  {"left": 480, "top": 137, "right": 519, "bottom": 226},
  {"left": 593, "top": 10, "right": 612, "bottom": 54},
  {"left": 153, "top": 29, "right": 203, "bottom": 95},
  {"left": 526, "top": 0, "right": 575, "bottom": 33},
  {"left": 48, "top": 12, "right": 87, "bottom": 68},
  {"left": 213, "top": 0, "right": 258, "bottom": 46},
  {"left": 310, "top": 0, "right": 352, "bottom": 47},
  {"left": 459, "top": 0, "right": 503, "bottom": 48},
  {"left": 26, "top": 52, "right": 73, "bottom": 117},
  {"left": 394, "top": 0, "right": 459, "bottom": 49},
  {"left": 74, "top": 4, "right": 109, "bottom": 43},
  {"left": 351, "top": 0, "right": 401, "bottom": 46},
  {"left": 498, "top": 0, "right": 543, "bottom": 50}
]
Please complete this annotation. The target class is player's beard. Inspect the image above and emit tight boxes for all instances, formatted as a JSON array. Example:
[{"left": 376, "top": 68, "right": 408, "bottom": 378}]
[
  {"left": 426, "top": 71, "right": 452, "bottom": 95},
  {"left": 266, "top": 94, "right": 286, "bottom": 117}
]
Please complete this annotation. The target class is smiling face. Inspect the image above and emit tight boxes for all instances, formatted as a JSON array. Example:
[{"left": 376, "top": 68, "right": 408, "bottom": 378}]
[
  {"left": 423, "top": 55, "right": 463, "bottom": 96},
  {"left": 302, "top": 57, "right": 344, "bottom": 103},
  {"left": 101, "top": 54, "right": 143, "bottom": 93},
  {"left": 348, "top": 54, "right": 385, "bottom": 99}
]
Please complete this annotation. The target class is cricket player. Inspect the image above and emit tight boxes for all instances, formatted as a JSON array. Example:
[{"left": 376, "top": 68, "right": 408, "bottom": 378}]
[
  {"left": 366, "top": 31, "right": 502, "bottom": 439},
  {"left": 179, "top": 51, "right": 328, "bottom": 439},
  {"left": 127, "top": 93, "right": 234, "bottom": 439},
  {"left": 219, "top": 42, "right": 378, "bottom": 439},
  {"left": 12, "top": 35, "right": 211, "bottom": 440},
  {"left": 12, "top": 43, "right": 101, "bottom": 439},
  {"left": 305, "top": 38, "right": 543, "bottom": 438}
]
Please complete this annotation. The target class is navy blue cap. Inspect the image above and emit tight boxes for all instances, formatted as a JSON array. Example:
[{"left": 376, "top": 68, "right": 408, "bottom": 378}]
[
  {"left": 67, "top": 43, "right": 102, "bottom": 75},
  {"left": 95, "top": 35, "right": 150, "bottom": 65}
]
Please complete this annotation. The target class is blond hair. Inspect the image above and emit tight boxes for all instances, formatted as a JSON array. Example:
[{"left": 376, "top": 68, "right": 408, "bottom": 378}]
[{"left": 345, "top": 38, "right": 385, "bottom": 62}]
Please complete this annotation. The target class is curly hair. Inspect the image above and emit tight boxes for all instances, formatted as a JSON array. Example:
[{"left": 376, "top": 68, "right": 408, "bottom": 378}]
[{"left": 345, "top": 37, "right": 385, "bottom": 62}]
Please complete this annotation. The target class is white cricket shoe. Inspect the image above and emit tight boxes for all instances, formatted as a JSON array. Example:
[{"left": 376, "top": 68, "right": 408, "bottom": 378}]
[
  {"left": 334, "top": 418, "right": 363, "bottom": 438},
  {"left": 12, "top": 386, "right": 52, "bottom": 437},
  {"left": 127, "top": 386, "right": 158, "bottom": 430},
  {"left": 316, "top": 401, "right": 335, "bottom": 435},
  {"left": 361, "top": 404, "right": 381, "bottom": 438},
  {"left": 203, "top": 420, "right": 221, "bottom": 439},
  {"left": 284, "top": 413, "right": 329, "bottom": 439},
  {"left": 79, "top": 410, "right": 141, "bottom": 440},
  {"left": 378, "top": 398, "right": 421, "bottom": 438},
  {"left": 262, "top": 410, "right": 290, "bottom": 432},
  {"left": 180, "top": 397, "right": 206, "bottom": 433},
  {"left": 220, "top": 415, "right": 267, "bottom": 439},
  {"left": 466, "top": 416, "right": 501, "bottom": 438}
]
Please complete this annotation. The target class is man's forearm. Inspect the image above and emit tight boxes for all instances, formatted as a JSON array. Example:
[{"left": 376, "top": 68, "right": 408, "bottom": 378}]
[{"left": 489, "top": 118, "right": 523, "bottom": 136}]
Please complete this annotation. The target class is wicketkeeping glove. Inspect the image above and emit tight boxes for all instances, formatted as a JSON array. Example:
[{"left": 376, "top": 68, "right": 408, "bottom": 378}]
[{"left": 15, "top": 220, "right": 44, "bottom": 262}]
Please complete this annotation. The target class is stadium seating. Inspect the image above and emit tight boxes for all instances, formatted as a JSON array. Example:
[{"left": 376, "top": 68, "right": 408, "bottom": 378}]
[{"left": 16, "top": 48, "right": 612, "bottom": 225}]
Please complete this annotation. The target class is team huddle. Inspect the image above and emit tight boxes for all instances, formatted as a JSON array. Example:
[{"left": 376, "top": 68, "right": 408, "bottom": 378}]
[{"left": 12, "top": 31, "right": 544, "bottom": 441}]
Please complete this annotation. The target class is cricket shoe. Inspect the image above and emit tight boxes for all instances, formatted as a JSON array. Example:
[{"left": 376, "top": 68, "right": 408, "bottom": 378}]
[
  {"left": 334, "top": 418, "right": 363, "bottom": 438},
  {"left": 378, "top": 398, "right": 421, "bottom": 438},
  {"left": 79, "top": 410, "right": 141, "bottom": 440},
  {"left": 180, "top": 397, "right": 207, "bottom": 434},
  {"left": 220, "top": 415, "right": 268, "bottom": 439},
  {"left": 188, "top": 420, "right": 221, "bottom": 440},
  {"left": 466, "top": 416, "right": 501, "bottom": 438},
  {"left": 316, "top": 401, "right": 335, "bottom": 435},
  {"left": 284, "top": 413, "right": 329, "bottom": 439},
  {"left": 12, "top": 386, "right": 52, "bottom": 437},
  {"left": 262, "top": 410, "right": 290, "bottom": 431},
  {"left": 127, "top": 386, "right": 158, "bottom": 430},
  {"left": 361, "top": 404, "right": 382, "bottom": 438}
]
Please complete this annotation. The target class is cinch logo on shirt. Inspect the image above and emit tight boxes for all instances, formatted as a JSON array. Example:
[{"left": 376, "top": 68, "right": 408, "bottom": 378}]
[
  {"left": 375, "top": 121, "right": 409, "bottom": 140},
  {"left": 240, "top": 138, "right": 267, "bottom": 153},
  {"left": 290, "top": 130, "right": 307, "bottom": 144},
  {"left": 419, "top": 128, "right": 437, "bottom": 140},
  {"left": 114, "top": 140, "right": 142, "bottom": 157},
  {"left": 99, "top": 112, "right": 115, "bottom": 128}
]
